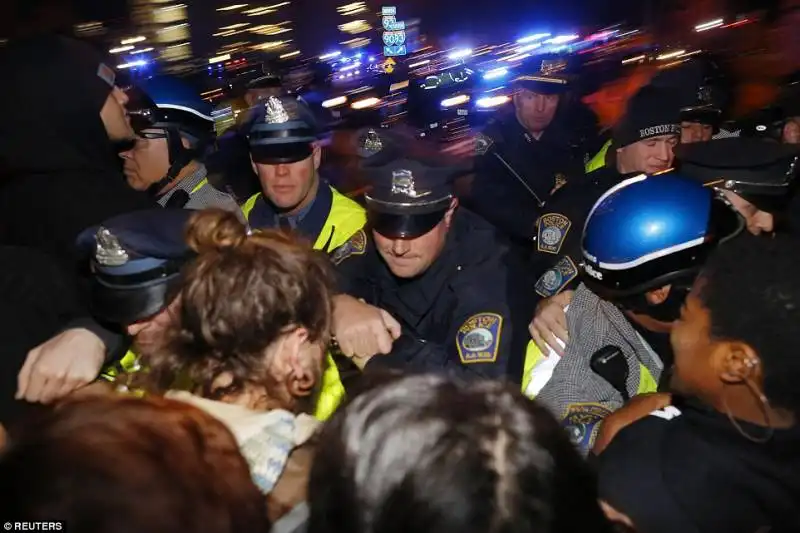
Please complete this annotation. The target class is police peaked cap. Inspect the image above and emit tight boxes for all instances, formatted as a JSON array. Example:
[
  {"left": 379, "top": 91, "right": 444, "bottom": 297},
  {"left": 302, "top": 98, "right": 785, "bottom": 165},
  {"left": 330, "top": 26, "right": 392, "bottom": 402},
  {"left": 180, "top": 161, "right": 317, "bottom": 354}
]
[
  {"left": 76, "top": 209, "right": 196, "bottom": 325},
  {"left": 677, "top": 138, "right": 800, "bottom": 212}
]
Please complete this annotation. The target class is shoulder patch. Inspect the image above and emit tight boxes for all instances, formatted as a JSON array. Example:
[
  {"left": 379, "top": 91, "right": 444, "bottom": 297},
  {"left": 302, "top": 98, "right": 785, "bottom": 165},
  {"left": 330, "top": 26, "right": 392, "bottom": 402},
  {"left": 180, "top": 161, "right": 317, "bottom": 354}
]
[
  {"left": 331, "top": 229, "right": 367, "bottom": 265},
  {"left": 535, "top": 256, "right": 579, "bottom": 298},
  {"left": 456, "top": 313, "right": 503, "bottom": 364},
  {"left": 537, "top": 213, "right": 572, "bottom": 254},
  {"left": 561, "top": 402, "right": 613, "bottom": 452}
]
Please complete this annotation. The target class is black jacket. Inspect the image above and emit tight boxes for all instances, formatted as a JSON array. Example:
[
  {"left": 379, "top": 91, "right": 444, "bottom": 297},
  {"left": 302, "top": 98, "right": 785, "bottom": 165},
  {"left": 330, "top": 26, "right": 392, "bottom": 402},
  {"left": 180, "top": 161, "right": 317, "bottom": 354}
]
[
  {"left": 461, "top": 112, "right": 587, "bottom": 245},
  {"left": 333, "top": 209, "right": 535, "bottom": 382}
]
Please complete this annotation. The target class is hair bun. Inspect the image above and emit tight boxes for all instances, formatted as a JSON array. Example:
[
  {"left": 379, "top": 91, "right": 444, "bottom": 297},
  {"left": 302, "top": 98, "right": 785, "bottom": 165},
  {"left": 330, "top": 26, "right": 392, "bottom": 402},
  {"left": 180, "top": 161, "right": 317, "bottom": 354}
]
[{"left": 185, "top": 209, "right": 248, "bottom": 254}]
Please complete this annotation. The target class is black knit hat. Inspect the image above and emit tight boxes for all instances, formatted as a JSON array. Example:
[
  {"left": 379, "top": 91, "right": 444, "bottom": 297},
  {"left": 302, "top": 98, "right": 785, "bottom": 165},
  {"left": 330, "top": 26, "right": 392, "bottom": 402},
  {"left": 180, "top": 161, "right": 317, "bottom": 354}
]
[{"left": 613, "top": 86, "right": 682, "bottom": 149}]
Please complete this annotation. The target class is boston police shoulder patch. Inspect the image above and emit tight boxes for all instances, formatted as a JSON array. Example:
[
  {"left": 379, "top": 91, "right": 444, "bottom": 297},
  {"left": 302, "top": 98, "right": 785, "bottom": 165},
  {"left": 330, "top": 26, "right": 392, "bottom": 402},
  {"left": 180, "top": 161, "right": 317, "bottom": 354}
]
[
  {"left": 537, "top": 213, "right": 571, "bottom": 254},
  {"left": 456, "top": 312, "right": 503, "bottom": 364},
  {"left": 535, "top": 255, "right": 578, "bottom": 298},
  {"left": 331, "top": 229, "right": 367, "bottom": 266},
  {"left": 561, "top": 402, "right": 613, "bottom": 453}
]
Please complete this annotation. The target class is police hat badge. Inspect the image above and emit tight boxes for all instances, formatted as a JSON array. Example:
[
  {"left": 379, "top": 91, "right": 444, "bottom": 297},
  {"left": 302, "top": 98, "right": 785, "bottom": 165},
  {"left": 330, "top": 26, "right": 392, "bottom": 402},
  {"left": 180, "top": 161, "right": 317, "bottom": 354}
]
[
  {"left": 474, "top": 132, "right": 494, "bottom": 156},
  {"left": 540, "top": 58, "right": 568, "bottom": 76},
  {"left": 264, "top": 96, "right": 290, "bottom": 124},
  {"left": 94, "top": 228, "right": 129, "bottom": 266},
  {"left": 357, "top": 128, "right": 384, "bottom": 158},
  {"left": 391, "top": 169, "right": 431, "bottom": 199}
]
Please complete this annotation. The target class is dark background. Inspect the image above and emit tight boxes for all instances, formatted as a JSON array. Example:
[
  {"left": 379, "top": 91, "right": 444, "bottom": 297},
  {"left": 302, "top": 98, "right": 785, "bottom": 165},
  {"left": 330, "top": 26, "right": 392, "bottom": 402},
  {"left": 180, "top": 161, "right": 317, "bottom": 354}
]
[{"left": 0, "top": 0, "right": 783, "bottom": 55}]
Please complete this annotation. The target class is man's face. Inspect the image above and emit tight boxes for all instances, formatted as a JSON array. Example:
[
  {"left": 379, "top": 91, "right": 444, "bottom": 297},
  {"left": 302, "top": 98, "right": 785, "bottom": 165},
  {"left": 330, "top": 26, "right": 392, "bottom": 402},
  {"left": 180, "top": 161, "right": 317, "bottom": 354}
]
[
  {"left": 119, "top": 129, "right": 171, "bottom": 191},
  {"left": 372, "top": 201, "right": 456, "bottom": 279},
  {"left": 514, "top": 89, "right": 559, "bottom": 134},
  {"left": 125, "top": 301, "right": 178, "bottom": 354},
  {"left": 668, "top": 283, "right": 717, "bottom": 396},
  {"left": 252, "top": 145, "right": 321, "bottom": 211},
  {"left": 782, "top": 118, "right": 800, "bottom": 144},
  {"left": 617, "top": 134, "right": 678, "bottom": 174},
  {"left": 721, "top": 190, "right": 774, "bottom": 235},
  {"left": 100, "top": 86, "right": 135, "bottom": 142},
  {"left": 680, "top": 121, "right": 713, "bottom": 144}
]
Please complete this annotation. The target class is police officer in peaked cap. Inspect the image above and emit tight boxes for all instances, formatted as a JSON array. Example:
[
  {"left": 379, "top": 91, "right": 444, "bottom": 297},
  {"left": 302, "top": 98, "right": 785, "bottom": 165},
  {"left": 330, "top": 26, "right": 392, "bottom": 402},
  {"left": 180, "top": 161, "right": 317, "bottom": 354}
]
[
  {"left": 676, "top": 137, "right": 799, "bottom": 235},
  {"left": 463, "top": 55, "right": 590, "bottom": 252},
  {"left": 329, "top": 130, "right": 536, "bottom": 382},
  {"left": 240, "top": 94, "right": 366, "bottom": 253}
]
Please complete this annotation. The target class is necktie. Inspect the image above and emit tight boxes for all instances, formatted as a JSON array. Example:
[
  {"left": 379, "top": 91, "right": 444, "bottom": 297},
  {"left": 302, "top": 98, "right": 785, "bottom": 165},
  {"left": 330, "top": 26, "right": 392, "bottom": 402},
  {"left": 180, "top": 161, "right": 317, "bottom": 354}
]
[{"left": 278, "top": 217, "right": 292, "bottom": 232}]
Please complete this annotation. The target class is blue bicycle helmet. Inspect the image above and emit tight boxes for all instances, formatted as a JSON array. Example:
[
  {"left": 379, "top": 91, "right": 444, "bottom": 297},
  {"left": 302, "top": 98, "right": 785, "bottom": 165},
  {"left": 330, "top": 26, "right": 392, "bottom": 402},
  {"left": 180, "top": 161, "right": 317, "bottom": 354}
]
[{"left": 581, "top": 172, "right": 743, "bottom": 299}]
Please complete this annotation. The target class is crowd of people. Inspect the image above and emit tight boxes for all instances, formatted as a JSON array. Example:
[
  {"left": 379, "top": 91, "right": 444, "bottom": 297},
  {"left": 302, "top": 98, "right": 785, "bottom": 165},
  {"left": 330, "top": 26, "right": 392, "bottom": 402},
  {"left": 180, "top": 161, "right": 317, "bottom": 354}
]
[{"left": 0, "top": 31, "right": 799, "bottom": 533}]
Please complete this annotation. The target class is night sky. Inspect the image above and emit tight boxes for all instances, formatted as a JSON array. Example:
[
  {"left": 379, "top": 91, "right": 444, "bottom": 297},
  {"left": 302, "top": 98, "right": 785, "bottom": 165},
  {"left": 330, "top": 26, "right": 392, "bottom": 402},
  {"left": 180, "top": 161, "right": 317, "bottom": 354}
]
[{"left": 3, "top": 0, "right": 784, "bottom": 53}]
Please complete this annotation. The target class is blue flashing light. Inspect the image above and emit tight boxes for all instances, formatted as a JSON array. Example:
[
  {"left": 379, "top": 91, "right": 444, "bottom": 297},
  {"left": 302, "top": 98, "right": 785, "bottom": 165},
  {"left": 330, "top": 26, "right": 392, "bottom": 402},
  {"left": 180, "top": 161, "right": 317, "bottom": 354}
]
[
  {"left": 483, "top": 67, "right": 508, "bottom": 80},
  {"left": 368, "top": 55, "right": 376, "bottom": 62}
]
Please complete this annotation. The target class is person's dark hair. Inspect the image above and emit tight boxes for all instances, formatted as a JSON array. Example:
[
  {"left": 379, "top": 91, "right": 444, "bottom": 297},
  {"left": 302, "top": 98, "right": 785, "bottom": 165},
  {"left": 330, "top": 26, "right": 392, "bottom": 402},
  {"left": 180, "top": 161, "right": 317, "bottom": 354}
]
[
  {"left": 148, "top": 209, "right": 336, "bottom": 399},
  {"left": 0, "top": 395, "right": 269, "bottom": 533},
  {"left": 308, "top": 375, "right": 614, "bottom": 533},
  {"left": 696, "top": 232, "right": 800, "bottom": 413}
]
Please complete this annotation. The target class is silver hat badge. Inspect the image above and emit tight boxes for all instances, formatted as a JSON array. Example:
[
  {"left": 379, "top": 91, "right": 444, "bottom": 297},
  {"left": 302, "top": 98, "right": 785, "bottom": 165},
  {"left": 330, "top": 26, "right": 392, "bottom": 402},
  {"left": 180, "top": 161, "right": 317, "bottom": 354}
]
[
  {"left": 391, "top": 169, "right": 431, "bottom": 199},
  {"left": 358, "top": 128, "right": 384, "bottom": 158},
  {"left": 94, "top": 227, "right": 129, "bottom": 266},
  {"left": 264, "top": 96, "right": 290, "bottom": 124}
]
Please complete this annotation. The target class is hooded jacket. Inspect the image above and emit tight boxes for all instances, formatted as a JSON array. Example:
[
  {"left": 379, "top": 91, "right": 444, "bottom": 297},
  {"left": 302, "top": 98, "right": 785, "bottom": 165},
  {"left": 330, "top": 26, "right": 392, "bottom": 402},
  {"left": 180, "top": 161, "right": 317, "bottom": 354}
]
[{"left": 0, "top": 35, "right": 157, "bottom": 266}]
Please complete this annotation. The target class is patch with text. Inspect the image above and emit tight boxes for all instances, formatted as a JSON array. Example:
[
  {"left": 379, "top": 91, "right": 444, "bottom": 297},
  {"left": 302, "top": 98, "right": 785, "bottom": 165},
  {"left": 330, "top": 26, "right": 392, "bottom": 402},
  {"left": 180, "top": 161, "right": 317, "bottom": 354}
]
[
  {"left": 456, "top": 313, "right": 503, "bottom": 364},
  {"left": 331, "top": 229, "right": 367, "bottom": 265},
  {"left": 535, "top": 256, "right": 579, "bottom": 298},
  {"left": 537, "top": 213, "right": 571, "bottom": 254},
  {"left": 561, "top": 402, "right": 612, "bottom": 453}
]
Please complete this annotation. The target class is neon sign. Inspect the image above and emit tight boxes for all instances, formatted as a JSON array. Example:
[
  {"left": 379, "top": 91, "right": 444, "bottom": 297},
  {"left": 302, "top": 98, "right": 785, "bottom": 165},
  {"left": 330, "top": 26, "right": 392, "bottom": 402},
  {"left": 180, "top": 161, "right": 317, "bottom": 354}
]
[{"left": 381, "top": 6, "right": 407, "bottom": 56}]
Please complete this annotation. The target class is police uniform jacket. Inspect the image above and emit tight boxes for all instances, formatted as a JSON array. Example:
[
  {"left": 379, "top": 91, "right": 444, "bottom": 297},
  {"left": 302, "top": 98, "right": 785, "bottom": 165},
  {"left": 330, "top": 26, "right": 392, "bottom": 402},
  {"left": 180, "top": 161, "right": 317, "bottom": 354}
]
[
  {"left": 463, "top": 112, "right": 586, "bottom": 245},
  {"left": 332, "top": 208, "right": 534, "bottom": 381},
  {"left": 241, "top": 182, "right": 366, "bottom": 253},
  {"left": 531, "top": 165, "right": 629, "bottom": 300},
  {"left": 598, "top": 397, "right": 800, "bottom": 533}
]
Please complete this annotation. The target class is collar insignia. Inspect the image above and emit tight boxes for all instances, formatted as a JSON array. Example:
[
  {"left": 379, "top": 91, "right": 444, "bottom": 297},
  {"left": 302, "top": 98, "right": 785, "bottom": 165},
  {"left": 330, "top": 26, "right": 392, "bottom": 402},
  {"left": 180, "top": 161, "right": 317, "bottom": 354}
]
[
  {"left": 94, "top": 227, "right": 129, "bottom": 266},
  {"left": 264, "top": 96, "right": 290, "bottom": 124},
  {"left": 391, "top": 169, "right": 431, "bottom": 199}
]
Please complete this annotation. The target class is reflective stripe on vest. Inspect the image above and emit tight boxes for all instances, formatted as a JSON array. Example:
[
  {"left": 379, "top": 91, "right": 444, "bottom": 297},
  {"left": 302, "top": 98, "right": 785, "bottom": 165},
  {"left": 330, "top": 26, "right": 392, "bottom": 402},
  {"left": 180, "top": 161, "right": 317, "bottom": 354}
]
[
  {"left": 243, "top": 187, "right": 366, "bottom": 421},
  {"left": 191, "top": 178, "right": 209, "bottom": 194},
  {"left": 585, "top": 139, "right": 612, "bottom": 173},
  {"left": 520, "top": 340, "right": 658, "bottom": 399}
]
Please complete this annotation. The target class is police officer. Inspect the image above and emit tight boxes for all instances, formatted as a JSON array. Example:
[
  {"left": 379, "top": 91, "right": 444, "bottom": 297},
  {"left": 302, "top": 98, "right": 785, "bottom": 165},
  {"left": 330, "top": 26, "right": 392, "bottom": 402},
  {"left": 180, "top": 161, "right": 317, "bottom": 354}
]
[
  {"left": 677, "top": 137, "right": 800, "bottom": 234},
  {"left": 241, "top": 95, "right": 365, "bottom": 252},
  {"left": 329, "top": 142, "right": 534, "bottom": 381},
  {"left": 462, "top": 57, "right": 587, "bottom": 246},
  {"left": 121, "top": 76, "right": 240, "bottom": 211},
  {"left": 526, "top": 173, "right": 743, "bottom": 455},
  {"left": 242, "top": 95, "right": 366, "bottom": 419},
  {"left": 531, "top": 85, "right": 682, "bottom": 301}
]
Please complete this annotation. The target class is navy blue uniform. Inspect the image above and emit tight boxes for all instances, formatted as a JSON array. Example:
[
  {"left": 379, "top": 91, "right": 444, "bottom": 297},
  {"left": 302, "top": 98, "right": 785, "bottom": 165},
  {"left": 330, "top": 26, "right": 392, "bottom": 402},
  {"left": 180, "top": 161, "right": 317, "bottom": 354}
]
[
  {"left": 333, "top": 209, "right": 534, "bottom": 381},
  {"left": 462, "top": 113, "right": 586, "bottom": 246}
]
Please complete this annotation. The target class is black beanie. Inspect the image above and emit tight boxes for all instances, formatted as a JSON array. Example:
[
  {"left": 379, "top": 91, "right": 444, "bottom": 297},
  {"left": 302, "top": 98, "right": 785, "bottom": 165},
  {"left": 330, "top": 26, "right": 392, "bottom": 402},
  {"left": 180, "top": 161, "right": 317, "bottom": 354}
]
[{"left": 613, "top": 86, "right": 682, "bottom": 148}]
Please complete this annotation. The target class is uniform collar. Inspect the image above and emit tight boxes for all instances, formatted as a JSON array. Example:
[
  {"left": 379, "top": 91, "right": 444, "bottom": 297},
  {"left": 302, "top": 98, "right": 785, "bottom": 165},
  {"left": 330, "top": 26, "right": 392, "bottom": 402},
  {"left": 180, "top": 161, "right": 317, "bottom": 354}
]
[{"left": 248, "top": 180, "right": 333, "bottom": 242}]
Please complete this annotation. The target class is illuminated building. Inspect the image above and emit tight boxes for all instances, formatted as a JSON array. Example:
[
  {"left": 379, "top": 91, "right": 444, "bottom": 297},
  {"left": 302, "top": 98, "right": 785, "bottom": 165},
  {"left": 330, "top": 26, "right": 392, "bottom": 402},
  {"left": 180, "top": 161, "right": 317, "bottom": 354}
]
[
  {"left": 129, "top": 0, "right": 193, "bottom": 72},
  {"left": 337, "top": 1, "right": 374, "bottom": 50},
  {"left": 212, "top": 2, "right": 297, "bottom": 58}
]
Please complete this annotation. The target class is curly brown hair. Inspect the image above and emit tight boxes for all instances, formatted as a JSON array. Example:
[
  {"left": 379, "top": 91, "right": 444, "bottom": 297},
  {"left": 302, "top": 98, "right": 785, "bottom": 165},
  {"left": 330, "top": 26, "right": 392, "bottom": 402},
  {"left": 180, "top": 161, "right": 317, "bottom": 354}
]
[
  {"left": 0, "top": 395, "right": 269, "bottom": 533},
  {"left": 147, "top": 208, "right": 336, "bottom": 400}
]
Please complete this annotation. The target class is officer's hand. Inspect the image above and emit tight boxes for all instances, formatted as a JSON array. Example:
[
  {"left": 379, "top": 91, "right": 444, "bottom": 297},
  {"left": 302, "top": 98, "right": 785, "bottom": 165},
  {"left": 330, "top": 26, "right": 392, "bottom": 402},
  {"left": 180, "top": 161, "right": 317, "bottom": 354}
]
[
  {"left": 592, "top": 392, "right": 672, "bottom": 456},
  {"left": 331, "top": 295, "right": 402, "bottom": 359},
  {"left": 529, "top": 290, "right": 574, "bottom": 356},
  {"left": 17, "top": 328, "right": 107, "bottom": 404}
]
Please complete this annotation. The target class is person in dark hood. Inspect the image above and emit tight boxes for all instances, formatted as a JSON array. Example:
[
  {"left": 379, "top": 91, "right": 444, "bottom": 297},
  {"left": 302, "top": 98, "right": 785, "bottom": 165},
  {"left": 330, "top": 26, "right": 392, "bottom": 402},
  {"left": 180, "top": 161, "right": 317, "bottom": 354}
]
[
  {"left": 0, "top": 36, "right": 158, "bottom": 417},
  {"left": 0, "top": 35, "right": 158, "bottom": 265}
]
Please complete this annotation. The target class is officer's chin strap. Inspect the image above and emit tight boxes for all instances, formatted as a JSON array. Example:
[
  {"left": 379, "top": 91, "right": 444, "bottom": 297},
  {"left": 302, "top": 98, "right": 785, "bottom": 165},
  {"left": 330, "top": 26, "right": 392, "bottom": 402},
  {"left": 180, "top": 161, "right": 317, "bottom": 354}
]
[{"left": 146, "top": 128, "right": 199, "bottom": 199}]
